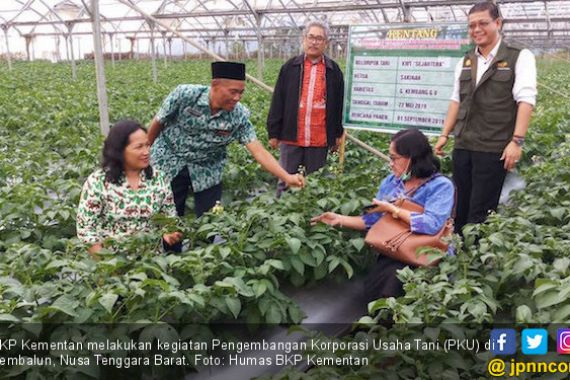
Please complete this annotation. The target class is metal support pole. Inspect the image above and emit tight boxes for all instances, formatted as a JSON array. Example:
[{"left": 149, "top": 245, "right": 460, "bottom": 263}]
[
  {"left": 25, "top": 35, "right": 32, "bottom": 61},
  {"left": 161, "top": 31, "right": 167, "bottom": 66},
  {"left": 149, "top": 21, "right": 158, "bottom": 82},
  {"left": 54, "top": 35, "right": 61, "bottom": 61},
  {"left": 256, "top": 15, "right": 264, "bottom": 79},
  {"left": 30, "top": 36, "right": 35, "bottom": 60},
  {"left": 67, "top": 23, "right": 77, "bottom": 80},
  {"left": 109, "top": 33, "right": 115, "bottom": 67},
  {"left": 224, "top": 30, "right": 230, "bottom": 59},
  {"left": 65, "top": 35, "right": 70, "bottom": 61},
  {"left": 2, "top": 25, "right": 12, "bottom": 70},
  {"left": 128, "top": 36, "right": 135, "bottom": 59},
  {"left": 168, "top": 37, "right": 172, "bottom": 60},
  {"left": 90, "top": 0, "right": 110, "bottom": 136}
]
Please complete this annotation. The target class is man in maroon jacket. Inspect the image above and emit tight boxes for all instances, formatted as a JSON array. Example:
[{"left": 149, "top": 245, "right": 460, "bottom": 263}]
[{"left": 267, "top": 21, "right": 345, "bottom": 196}]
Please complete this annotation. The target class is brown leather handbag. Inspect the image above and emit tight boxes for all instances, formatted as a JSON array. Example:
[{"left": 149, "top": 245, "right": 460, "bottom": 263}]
[{"left": 364, "top": 176, "right": 455, "bottom": 267}]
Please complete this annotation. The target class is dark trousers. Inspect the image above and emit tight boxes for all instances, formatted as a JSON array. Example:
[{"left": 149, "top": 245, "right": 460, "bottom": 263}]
[
  {"left": 364, "top": 255, "right": 411, "bottom": 302},
  {"left": 452, "top": 149, "right": 507, "bottom": 233},
  {"left": 277, "top": 143, "right": 328, "bottom": 195},
  {"left": 167, "top": 168, "right": 222, "bottom": 251},
  {"left": 171, "top": 168, "right": 222, "bottom": 217}
]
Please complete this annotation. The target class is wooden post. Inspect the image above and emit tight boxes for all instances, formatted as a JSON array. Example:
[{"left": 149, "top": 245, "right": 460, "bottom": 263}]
[{"left": 149, "top": 21, "right": 157, "bottom": 82}]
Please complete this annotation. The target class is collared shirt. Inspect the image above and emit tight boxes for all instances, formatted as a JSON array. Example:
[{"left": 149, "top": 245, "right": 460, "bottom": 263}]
[
  {"left": 76, "top": 169, "right": 176, "bottom": 244},
  {"left": 150, "top": 85, "right": 257, "bottom": 192},
  {"left": 361, "top": 174, "right": 455, "bottom": 235},
  {"left": 288, "top": 55, "right": 327, "bottom": 147},
  {"left": 450, "top": 39, "right": 537, "bottom": 106}
]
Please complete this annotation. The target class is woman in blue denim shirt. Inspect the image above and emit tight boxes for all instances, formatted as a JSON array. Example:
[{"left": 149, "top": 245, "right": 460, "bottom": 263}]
[{"left": 312, "top": 128, "right": 455, "bottom": 301}]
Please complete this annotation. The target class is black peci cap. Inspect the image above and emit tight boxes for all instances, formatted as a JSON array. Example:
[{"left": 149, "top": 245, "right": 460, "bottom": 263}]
[{"left": 211, "top": 61, "right": 246, "bottom": 80}]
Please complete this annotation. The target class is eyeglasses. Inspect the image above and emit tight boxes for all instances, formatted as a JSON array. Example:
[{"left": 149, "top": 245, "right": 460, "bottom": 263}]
[
  {"left": 468, "top": 19, "right": 495, "bottom": 30},
  {"left": 389, "top": 154, "right": 405, "bottom": 162},
  {"left": 305, "top": 35, "right": 326, "bottom": 44}
]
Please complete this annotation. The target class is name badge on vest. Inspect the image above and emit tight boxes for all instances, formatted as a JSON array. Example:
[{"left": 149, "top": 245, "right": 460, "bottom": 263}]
[
  {"left": 183, "top": 106, "right": 202, "bottom": 117},
  {"left": 496, "top": 61, "right": 511, "bottom": 71}
]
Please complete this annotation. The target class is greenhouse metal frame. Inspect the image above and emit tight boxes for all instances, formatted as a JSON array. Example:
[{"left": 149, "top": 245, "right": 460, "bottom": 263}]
[{"left": 1, "top": 0, "right": 569, "bottom": 134}]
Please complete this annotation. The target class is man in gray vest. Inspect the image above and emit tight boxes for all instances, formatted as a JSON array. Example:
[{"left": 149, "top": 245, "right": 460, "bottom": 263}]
[{"left": 435, "top": 1, "right": 537, "bottom": 233}]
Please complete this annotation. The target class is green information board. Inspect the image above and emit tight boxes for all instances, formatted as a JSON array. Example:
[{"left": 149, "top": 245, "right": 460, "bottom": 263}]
[{"left": 344, "top": 23, "right": 472, "bottom": 135}]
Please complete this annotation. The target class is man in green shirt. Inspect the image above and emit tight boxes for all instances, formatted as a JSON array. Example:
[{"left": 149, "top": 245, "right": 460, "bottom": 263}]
[{"left": 149, "top": 62, "right": 304, "bottom": 220}]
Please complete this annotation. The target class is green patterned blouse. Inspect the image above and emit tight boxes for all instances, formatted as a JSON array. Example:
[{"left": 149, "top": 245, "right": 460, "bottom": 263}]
[
  {"left": 150, "top": 84, "right": 257, "bottom": 192},
  {"left": 76, "top": 169, "right": 176, "bottom": 244}
]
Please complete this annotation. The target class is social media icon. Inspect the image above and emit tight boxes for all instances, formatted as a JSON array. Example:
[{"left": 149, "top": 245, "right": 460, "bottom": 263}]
[
  {"left": 522, "top": 329, "right": 548, "bottom": 355},
  {"left": 490, "top": 329, "right": 516, "bottom": 355},
  {"left": 557, "top": 329, "right": 570, "bottom": 354}
]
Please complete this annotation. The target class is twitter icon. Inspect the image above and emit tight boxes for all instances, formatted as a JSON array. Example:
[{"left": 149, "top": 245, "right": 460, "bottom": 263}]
[{"left": 522, "top": 328, "right": 548, "bottom": 355}]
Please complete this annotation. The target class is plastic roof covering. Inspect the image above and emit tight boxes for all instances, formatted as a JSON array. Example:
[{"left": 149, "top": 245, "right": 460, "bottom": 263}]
[{"left": 0, "top": 0, "right": 569, "bottom": 59}]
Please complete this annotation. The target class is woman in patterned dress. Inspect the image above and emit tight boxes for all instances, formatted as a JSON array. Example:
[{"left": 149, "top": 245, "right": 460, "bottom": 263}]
[{"left": 77, "top": 120, "right": 182, "bottom": 256}]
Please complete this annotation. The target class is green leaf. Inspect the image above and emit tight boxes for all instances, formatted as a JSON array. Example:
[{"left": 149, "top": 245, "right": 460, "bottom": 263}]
[
  {"left": 550, "top": 207, "right": 566, "bottom": 220},
  {"left": 299, "top": 251, "right": 317, "bottom": 267},
  {"left": 357, "top": 316, "right": 375, "bottom": 324},
  {"left": 267, "top": 259, "right": 284, "bottom": 270},
  {"left": 535, "top": 291, "right": 563, "bottom": 309},
  {"left": 225, "top": 297, "right": 241, "bottom": 319},
  {"left": 219, "top": 247, "right": 231, "bottom": 259},
  {"left": 46, "top": 259, "right": 68, "bottom": 270},
  {"left": 350, "top": 238, "right": 365, "bottom": 252},
  {"left": 328, "top": 256, "right": 340, "bottom": 273},
  {"left": 553, "top": 258, "right": 570, "bottom": 273},
  {"left": 340, "top": 260, "right": 354, "bottom": 279},
  {"left": 188, "top": 293, "right": 205, "bottom": 308},
  {"left": 532, "top": 281, "right": 558, "bottom": 297},
  {"left": 266, "top": 306, "right": 282, "bottom": 324},
  {"left": 0, "top": 314, "right": 20, "bottom": 322},
  {"left": 316, "top": 199, "right": 328, "bottom": 208},
  {"left": 99, "top": 293, "right": 119, "bottom": 314},
  {"left": 552, "top": 304, "right": 570, "bottom": 322},
  {"left": 288, "top": 306, "right": 305, "bottom": 324},
  {"left": 313, "top": 263, "right": 327, "bottom": 280},
  {"left": 368, "top": 299, "right": 388, "bottom": 314},
  {"left": 286, "top": 238, "right": 301, "bottom": 254},
  {"left": 516, "top": 305, "right": 533, "bottom": 322},
  {"left": 254, "top": 282, "right": 267, "bottom": 298},
  {"left": 290, "top": 256, "right": 304, "bottom": 275}
]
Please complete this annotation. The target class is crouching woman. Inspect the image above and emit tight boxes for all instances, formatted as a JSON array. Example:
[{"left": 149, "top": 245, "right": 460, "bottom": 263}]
[
  {"left": 77, "top": 120, "right": 182, "bottom": 256},
  {"left": 311, "top": 128, "right": 455, "bottom": 301}
]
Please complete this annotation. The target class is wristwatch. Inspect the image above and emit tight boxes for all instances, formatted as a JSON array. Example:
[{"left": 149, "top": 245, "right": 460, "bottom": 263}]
[{"left": 512, "top": 136, "right": 525, "bottom": 147}]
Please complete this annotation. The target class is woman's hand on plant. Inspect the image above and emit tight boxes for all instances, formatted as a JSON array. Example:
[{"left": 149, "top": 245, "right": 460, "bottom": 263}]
[
  {"left": 310, "top": 212, "right": 343, "bottom": 227},
  {"left": 163, "top": 231, "right": 183, "bottom": 245}
]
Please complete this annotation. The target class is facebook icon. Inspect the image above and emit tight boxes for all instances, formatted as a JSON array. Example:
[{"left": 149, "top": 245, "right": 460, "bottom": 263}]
[{"left": 490, "top": 329, "right": 517, "bottom": 355}]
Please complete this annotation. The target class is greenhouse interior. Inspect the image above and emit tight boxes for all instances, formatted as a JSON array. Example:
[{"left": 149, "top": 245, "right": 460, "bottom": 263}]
[{"left": 1, "top": 0, "right": 569, "bottom": 379}]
